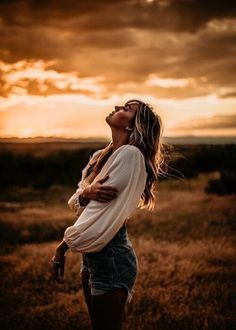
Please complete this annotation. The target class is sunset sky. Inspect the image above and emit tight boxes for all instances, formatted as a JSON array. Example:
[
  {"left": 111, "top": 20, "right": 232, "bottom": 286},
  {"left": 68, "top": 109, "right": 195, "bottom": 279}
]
[{"left": 0, "top": 0, "right": 236, "bottom": 139}]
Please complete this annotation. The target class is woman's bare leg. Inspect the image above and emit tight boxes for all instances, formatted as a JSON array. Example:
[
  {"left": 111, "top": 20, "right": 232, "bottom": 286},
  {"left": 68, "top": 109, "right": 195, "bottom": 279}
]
[
  {"left": 91, "top": 288, "right": 128, "bottom": 330},
  {"left": 81, "top": 268, "right": 93, "bottom": 321}
]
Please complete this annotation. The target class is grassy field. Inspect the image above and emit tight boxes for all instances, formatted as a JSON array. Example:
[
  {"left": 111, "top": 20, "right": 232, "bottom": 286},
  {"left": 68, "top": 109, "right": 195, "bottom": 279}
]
[
  {"left": 0, "top": 143, "right": 235, "bottom": 329},
  {"left": 1, "top": 175, "right": 235, "bottom": 329}
]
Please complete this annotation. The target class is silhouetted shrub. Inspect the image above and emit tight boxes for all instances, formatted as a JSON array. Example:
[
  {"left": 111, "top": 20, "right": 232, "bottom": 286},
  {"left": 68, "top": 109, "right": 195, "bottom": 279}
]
[
  {"left": 166, "top": 144, "right": 236, "bottom": 179},
  {"left": 205, "top": 170, "right": 236, "bottom": 195}
]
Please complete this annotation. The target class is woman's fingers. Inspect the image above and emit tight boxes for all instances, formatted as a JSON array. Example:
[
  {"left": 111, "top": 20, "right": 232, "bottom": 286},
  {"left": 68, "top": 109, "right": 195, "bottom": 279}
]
[
  {"left": 51, "top": 256, "right": 65, "bottom": 284},
  {"left": 99, "top": 191, "right": 117, "bottom": 199},
  {"left": 52, "top": 264, "right": 64, "bottom": 283},
  {"left": 100, "top": 187, "right": 118, "bottom": 197},
  {"left": 97, "top": 191, "right": 117, "bottom": 202},
  {"left": 97, "top": 196, "right": 115, "bottom": 203},
  {"left": 97, "top": 175, "right": 109, "bottom": 184},
  {"left": 59, "top": 260, "right": 65, "bottom": 278},
  {"left": 100, "top": 185, "right": 118, "bottom": 193},
  {"left": 89, "top": 180, "right": 118, "bottom": 202}
]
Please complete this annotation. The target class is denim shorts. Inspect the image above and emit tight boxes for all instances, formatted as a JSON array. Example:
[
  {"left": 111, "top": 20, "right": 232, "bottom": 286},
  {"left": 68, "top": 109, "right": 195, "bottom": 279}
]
[{"left": 80, "top": 223, "right": 139, "bottom": 303}]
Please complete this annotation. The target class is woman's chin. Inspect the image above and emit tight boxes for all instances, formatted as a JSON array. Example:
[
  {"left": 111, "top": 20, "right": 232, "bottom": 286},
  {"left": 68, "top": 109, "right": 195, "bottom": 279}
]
[{"left": 105, "top": 116, "right": 111, "bottom": 124}]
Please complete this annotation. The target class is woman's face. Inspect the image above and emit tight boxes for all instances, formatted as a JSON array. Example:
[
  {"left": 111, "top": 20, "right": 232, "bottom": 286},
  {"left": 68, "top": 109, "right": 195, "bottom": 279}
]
[{"left": 106, "top": 102, "right": 139, "bottom": 131}]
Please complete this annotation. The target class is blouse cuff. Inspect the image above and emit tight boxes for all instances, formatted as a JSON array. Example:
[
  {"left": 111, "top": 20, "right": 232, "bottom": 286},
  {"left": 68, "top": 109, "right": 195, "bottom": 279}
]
[
  {"left": 67, "top": 188, "right": 86, "bottom": 211},
  {"left": 63, "top": 226, "right": 81, "bottom": 252}
]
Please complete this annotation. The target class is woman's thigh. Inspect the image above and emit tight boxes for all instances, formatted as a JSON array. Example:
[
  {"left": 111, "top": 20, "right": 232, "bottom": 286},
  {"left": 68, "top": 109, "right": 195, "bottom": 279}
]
[{"left": 91, "top": 287, "right": 128, "bottom": 330}]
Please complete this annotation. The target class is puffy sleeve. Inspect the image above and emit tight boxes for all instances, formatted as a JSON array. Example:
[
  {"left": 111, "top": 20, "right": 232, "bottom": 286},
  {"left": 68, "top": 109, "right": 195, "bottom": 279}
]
[
  {"left": 67, "top": 149, "right": 102, "bottom": 213},
  {"left": 67, "top": 182, "right": 85, "bottom": 212},
  {"left": 63, "top": 145, "right": 147, "bottom": 253}
]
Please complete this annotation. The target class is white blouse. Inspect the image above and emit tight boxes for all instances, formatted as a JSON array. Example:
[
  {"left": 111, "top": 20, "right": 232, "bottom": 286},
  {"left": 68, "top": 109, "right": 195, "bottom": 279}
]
[
  {"left": 63, "top": 144, "right": 147, "bottom": 253},
  {"left": 67, "top": 148, "right": 103, "bottom": 213}
]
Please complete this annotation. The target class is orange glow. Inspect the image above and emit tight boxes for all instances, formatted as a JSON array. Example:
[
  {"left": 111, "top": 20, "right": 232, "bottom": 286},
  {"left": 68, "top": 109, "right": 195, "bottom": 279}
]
[
  {"left": 0, "top": 61, "right": 236, "bottom": 139},
  {"left": 0, "top": 1, "right": 235, "bottom": 140}
]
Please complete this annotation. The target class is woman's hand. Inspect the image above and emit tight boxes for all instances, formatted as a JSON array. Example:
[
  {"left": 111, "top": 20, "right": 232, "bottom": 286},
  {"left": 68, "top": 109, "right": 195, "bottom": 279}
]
[
  {"left": 51, "top": 250, "right": 66, "bottom": 284},
  {"left": 83, "top": 175, "right": 118, "bottom": 203}
]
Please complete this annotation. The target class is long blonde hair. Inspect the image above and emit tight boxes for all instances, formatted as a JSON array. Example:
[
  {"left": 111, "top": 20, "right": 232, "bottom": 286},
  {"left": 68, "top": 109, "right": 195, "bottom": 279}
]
[{"left": 86, "top": 99, "right": 166, "bottom": 211}]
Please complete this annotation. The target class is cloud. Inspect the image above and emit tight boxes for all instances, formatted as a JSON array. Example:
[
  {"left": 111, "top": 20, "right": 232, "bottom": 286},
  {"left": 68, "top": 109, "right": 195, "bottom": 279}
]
[
  {"left": 172, "top": 114, "right": 236, "bottom": 131},
  {"left": 0, "top": 60, "right": 107, "bottom": 98},
  {"left": 0, "top": 0, "right": 235, "bottom": 101},
  {"left": 1, "top": 0, "right": 235, "bottom": 32},
  {"left": 219, "top": 91, "right": 236, "bottom": 98}
]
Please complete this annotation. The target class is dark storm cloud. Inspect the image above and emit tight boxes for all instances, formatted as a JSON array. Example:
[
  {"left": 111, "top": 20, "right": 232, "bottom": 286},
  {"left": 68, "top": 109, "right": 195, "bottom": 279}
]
[
  {"left": 220, "top": 91, "right": 236, "bottom": 98},
  {"left": 0, "top": 0, "right": 236, "bottom": 99},
  {"left": 75, "top": 0, "right": 236, "bottom": 33},
  {"left": 175, "top": 114, "right": 236, "bottom": 130},
  {"left": 1, "top": 0, "right": 236, "bottom": 32}
]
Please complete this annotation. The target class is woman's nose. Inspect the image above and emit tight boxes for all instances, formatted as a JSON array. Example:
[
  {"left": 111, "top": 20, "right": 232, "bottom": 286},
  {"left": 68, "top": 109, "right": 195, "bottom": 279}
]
[{"left": 115, "top": 105, "right": 124, "bottom": 112}]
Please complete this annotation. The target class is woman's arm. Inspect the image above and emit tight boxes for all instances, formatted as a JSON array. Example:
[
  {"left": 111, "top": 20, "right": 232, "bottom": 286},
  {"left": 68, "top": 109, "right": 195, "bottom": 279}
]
[
  {"left": 78, "top": 190, "right": 90, "bottom": 207},
  {"left": 55, "top": 240, "right": 69, "bottom": 255},
  {"left": 52, "top": 172, "right": 119, "bottom": 257},
  {"left": 67, "top": 149, "right": 102, "bottom": 212},
  {"left": 63, "top": 145, "right": 147, "bottom": 253}
]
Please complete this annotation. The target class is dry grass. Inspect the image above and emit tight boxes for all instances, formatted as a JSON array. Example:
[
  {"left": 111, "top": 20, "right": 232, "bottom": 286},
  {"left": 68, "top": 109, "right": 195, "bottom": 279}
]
[{"left": 0, "top": 172, "right": 235, "bottom": 329}]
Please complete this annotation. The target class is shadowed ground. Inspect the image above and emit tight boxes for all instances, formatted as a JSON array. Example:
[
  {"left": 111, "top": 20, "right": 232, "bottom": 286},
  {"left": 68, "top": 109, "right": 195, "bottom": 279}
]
[{"left": 0, "top": 172, "right": 235, "bottom": 330}]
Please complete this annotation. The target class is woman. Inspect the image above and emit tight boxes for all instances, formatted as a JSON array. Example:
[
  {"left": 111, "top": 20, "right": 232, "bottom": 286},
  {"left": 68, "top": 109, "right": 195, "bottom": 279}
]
[{"left": 51, "top": 99, "right": 164, "bottom": 330}]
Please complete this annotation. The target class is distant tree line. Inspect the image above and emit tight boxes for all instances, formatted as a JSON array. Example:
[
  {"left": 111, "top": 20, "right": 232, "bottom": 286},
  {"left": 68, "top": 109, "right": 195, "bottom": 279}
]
[
  {"left": 167, "top": 144, "right": 235, "bottom": 177},
  {"left": 0, "top": 144, "right": 236, "bottom": 195},
  {"left": 0, "top": 148, "right": 93, "bottom": 190},
  {"left": 167, "top": 144, "right": 236, "bottom": 195}
]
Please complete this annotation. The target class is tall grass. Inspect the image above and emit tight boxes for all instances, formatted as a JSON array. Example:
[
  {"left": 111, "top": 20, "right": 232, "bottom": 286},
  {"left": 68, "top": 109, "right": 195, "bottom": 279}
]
[{"left": 0, "top": 171, "right": 235, "bottom": 329}]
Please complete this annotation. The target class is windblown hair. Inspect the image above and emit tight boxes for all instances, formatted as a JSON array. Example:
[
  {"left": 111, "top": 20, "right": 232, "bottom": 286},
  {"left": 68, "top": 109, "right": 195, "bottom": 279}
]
[{"left": 85, "top": 99, "right": 167, "bottom": 211}]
